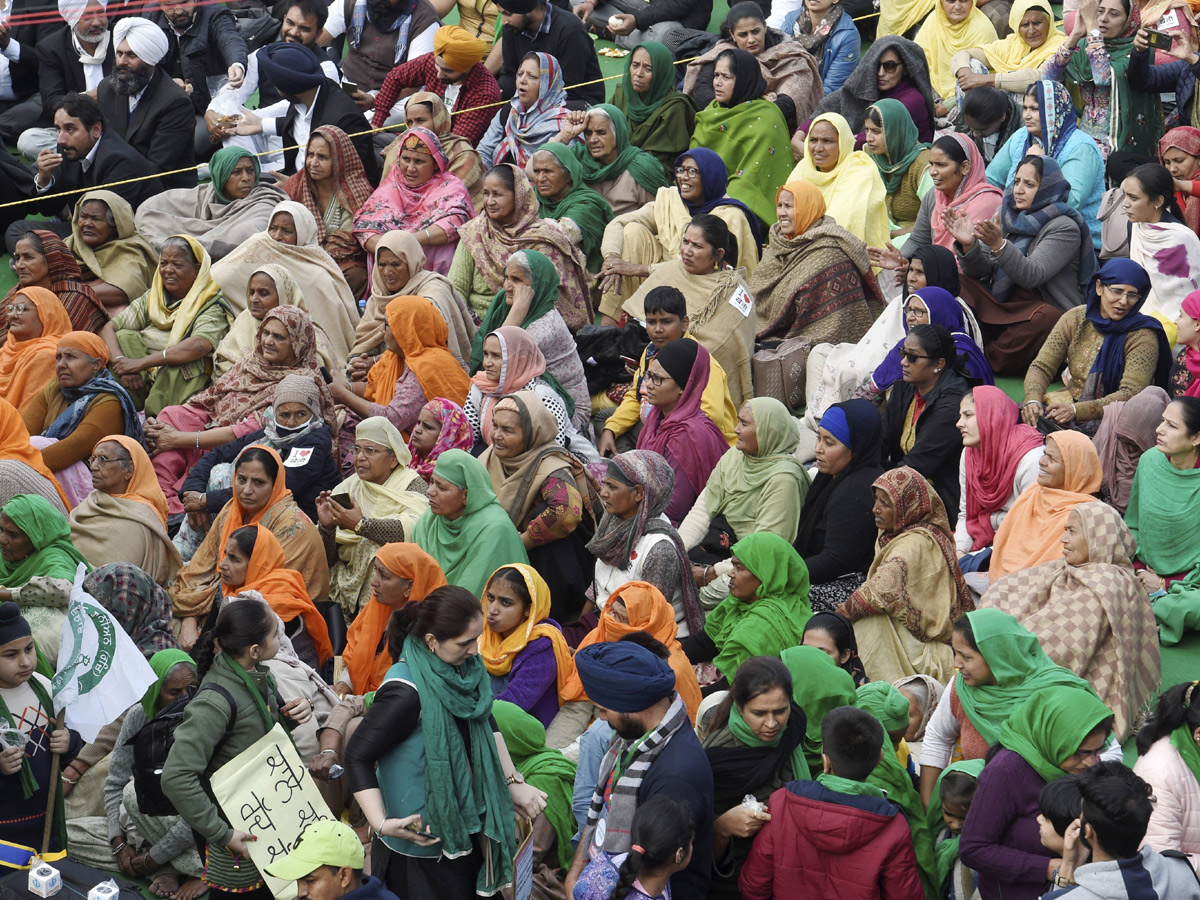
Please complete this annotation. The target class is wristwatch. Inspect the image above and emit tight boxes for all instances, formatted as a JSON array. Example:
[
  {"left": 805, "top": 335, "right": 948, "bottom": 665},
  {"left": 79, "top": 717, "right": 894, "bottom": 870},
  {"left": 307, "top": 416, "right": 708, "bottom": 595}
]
[{"left": 506, "top": 772, "right": 525, "bottom": 786}]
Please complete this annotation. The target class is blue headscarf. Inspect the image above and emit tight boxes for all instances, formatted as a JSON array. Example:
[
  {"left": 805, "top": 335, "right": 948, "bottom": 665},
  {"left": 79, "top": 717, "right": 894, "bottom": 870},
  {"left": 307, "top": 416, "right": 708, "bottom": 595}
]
[
  {"left": 675, "top": 148, "right": 765, "bottom": 253},
  {"left": 1085, "top": 258, "right": 1172, "bottom": 395},
  {"left": 1023, "top": 80, "right": 1078, "bottom": 160},
  {"left": 43, "top": 369, "right": 143, "bottom": 444},
  {"left": 872, "top": 288, "right": 994, "bottom": 389},
  {"left": 996, "top": 156, "right": 1097, "bottom": 302}
]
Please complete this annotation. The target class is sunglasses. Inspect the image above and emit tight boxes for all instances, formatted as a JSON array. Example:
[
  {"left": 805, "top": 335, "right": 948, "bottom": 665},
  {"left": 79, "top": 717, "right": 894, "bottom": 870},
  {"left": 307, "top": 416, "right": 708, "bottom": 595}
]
[
  {"left": 878, "top": 60, "right": 902, "bottom": 72},
  {"left": 901, "top": 350, "right": 934, "bottom": 364}
]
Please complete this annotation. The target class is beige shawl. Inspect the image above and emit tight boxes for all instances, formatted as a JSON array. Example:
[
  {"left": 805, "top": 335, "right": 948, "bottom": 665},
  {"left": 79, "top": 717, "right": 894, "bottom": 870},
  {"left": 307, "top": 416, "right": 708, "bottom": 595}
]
[
  {"left": 65, "top": 190, "right": 158, "bottom": 303},
  {"left": 135, "top": 182, "right": 289, "bottom": 260},
  {"left": 70, "top": 491, "right": 182, "bottom": 587}
]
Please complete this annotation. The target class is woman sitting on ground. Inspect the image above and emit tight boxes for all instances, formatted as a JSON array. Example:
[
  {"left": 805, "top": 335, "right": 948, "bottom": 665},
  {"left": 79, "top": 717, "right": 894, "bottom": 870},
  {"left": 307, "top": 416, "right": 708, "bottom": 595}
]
[
  {"left": 135, "top": 147, "right": 287, "bottom": 261},
  {"left": 803, "top": 611, "right": 870, "bottom": 685},
  {"left": 781, "top": 0, "right": 860, "bottom": 96},
  {"left": 65, "top": 191, "right": 157, "bottom": 315},
  {"left": 915, "top": 0, "right": 998, "bottom": 104},
  {"left": 531, "top": 143, "right": 614, "bottom": 273},
  {"left": 1092, "top": 385, "right": 1170, "bottom": 514},
  {"left": 0, "top": 398, "right": 70, "bottom": 511},
  {"left": 1122, "top": 164, "right": 1200, "bottom": 321},
  {"left": 2, "top": 229, "right": 105, "bottom": 344},
  {"left": 477, "top": 51, "right": 570, "bottom": 169},
  {"left": 1133, "top": 682, "right": 1200, "bottom": 868},
  {"left": 382, "top": 92, "right": 485, "bottom": 210},
  {"left": 750, "top": 181, "right": 882, "bottom": 346},
  {"left": 407, "top": 398, "right": 474, "bottom": 484},
  {"left": 863, "top": 100, "right": 932, "bottom": 237},
  {"left": 553, "top": 104, "right": 670, "bottom": 217},
  {"left": 950, "top": 0, "right": 1066, "bottom": 97},
  {"left": 610, "top": 41, "right": 697, "bottom": 175},
  {"left": 841, "top": 467, "right": 972, "bottom": 684},
  {"left": 1160, "top": 126, "right": 1200, "bottom": 240},
  {"left": 0, "top": 287, "right": 73, "bottom": 409},
  {"left": 982, "top": 501, "right": 1157, "bottom": 742}
]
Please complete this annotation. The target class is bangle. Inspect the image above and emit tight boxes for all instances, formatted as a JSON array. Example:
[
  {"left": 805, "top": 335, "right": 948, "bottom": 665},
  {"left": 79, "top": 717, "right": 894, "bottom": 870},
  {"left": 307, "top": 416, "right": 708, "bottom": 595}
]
[
  {"left": 61, "top": 775, "right": 77, "bottom": 784},
  {"left": 703, "top": 565, "right": 712, "bottom": 584},
  {"left": 111, "top": 842, "right": 127, "bottom": 854},
  {"left": 161, "top": 349, "right": 168, "bottom": 365},
  {"left": 114, "top": 355, "right": 126, "bottom": 361},
  {"left": 195, "top": 433, "right": 200, "bottom": 450},
  {"left": 319, "top": 748, "right": 338, "bottom": 756},
  {"left": 1022, "top": 400, "right": 1044, "bottom": 408}
]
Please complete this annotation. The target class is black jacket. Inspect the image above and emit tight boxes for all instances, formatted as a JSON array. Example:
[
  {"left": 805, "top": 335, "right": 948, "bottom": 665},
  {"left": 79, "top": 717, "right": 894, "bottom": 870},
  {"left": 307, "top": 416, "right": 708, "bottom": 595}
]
[
  {"left": 274, "top": 79, "right": 378, "bottom": 182},
  {"left": 6, "top": 0, "right": 60, "bottom": 102},
  {"left": 0, "top": 144, "right": 37, "bottom": 232},
  {"left": 794, "top": 462, "right": 885, "bottom": 585},
  {"left": 147, "top": 4, "right": 249, "bottom": 113},
  {"left": 36, "top": 25, "right": 116, "bottom": 116},
  {"left": 880, "top": 369, "right": 969, "bottom": 528},
  {"left": 97, "top": 66, "right": 197, "bottom": 189},
  {"left": 32, "top": 126, "right": 160, "bottom": 216},
  {"left": 499, "top": 2, "right": 603, "bottom": 109}
]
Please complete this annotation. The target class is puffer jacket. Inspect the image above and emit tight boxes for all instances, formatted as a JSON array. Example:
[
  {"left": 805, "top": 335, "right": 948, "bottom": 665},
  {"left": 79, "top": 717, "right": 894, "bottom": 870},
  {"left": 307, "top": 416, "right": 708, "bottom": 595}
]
[{"left": 1133, "top": 737, "right": 1200, "bottom": 872}]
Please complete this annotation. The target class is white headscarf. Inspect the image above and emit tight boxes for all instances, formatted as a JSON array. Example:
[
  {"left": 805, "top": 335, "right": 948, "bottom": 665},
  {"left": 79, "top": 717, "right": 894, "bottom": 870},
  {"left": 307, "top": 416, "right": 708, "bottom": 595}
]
[{"left": 112, "top": 16, "right": 168, "bottom": 66}]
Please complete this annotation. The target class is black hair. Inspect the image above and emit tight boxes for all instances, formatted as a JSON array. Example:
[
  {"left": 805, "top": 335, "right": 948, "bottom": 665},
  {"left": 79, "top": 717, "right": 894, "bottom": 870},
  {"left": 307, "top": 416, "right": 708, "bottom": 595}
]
[
  {"left": 932, "top": 135, "right": 970, "bottom": 167},
  {"left": 56, "top": 92, "right": 104, "bottom": 130},
  {"left": 711, "top": 656, "right": 795, "bottom": 732},
  {"left": 803, "top": 611, "right": 859, "bottom": 657},
  {"left": 821, "top": 706, "right": 884, "bottom": 781},
  {"left": 687, "top": 213, "right": 738, "bottom": 268},
  {"left": 408, "top": 99, "right": 435, "bottom": 119},
  {"left": 236, "top": 446, "right": 280, "bottom": 483},
  {"left": 1126, "top": 163, "right": 1185, "bottom": 221},
  {"left": 520, "top": 50, "right": 542, "bottom": 69},
  {"left": 194, "top": 597, "right": 276, "bottom": 679},
  {"left": 643, "top": 286, "right": 688, "bottom": 319},
  {"left": 909, "top": 323, "right": 968, "bottom": 375},
  {"left": 1106, "top": 151, "right": 1153, "bottom": 189},
  {"left": 1169, "top": 396, "right": 1200, "bottom": 438},
  {"left": 1136, "top": 680, "right": 1200, "bottom": 754},
  {"left": 485, "top": 164, "right": 516, "bottom": 193},
  {"left": 961, "top": 86, "right": 1013, "bottom": 127},
  {"left": 160, "top": 235, "right": 202, "bottom": 269},
  {"left": 487, "top": 567, "right": 532, "bottom": 616},
  {"left": 865, "top": 105, "right": 884, "bottom": 129},
  {"left": 721, "top": 1, "right": 765, "bottom": 40},
  {"left": 1038, "top": 774, "right": 1082, "bottom": 837},
  {"left": 1015, "top": 154, "right": 1045, "bottom": 181},
  {"left": 952, "top": 614, "right": 978, "bottom": 650},
  {"left": 939, "top": 770, "right": 979, "bottom": 808},
  {"left": 387, "top": 585, "right": 482, "bottom": 658},
  {"left": 617, "top": 630, "right": 671, "bottom": 660},
  {"left": 606, "top": 796, "right": 694, "bottom": 900},
  {"left": 1076, "top": 760, "right": 1154, "bottom": 860},
  {"left": 227, "top": 525, "right": 259, "bottom": 559},
  {"left": 286, "top": 0, "right": 329, "bottom": 31}
]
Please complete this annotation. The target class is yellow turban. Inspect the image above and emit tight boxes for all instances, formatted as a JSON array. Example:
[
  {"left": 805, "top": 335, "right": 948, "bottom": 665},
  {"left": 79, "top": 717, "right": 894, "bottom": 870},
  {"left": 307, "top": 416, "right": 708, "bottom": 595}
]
[{"left": 434, "top": 25, "right": 488, "bottom": 73}]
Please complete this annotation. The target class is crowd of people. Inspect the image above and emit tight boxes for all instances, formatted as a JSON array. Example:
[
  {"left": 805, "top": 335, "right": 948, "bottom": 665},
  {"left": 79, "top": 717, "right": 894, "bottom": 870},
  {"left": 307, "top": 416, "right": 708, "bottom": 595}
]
[{"left": 4, "top": 0, "right": 1200, "bottom": 896}]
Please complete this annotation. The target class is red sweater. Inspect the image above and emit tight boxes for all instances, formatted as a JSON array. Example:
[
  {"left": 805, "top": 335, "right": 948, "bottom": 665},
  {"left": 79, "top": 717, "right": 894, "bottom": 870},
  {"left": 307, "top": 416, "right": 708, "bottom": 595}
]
[{"left": 370, "top": 51, "right": 501, "bottom": 143}]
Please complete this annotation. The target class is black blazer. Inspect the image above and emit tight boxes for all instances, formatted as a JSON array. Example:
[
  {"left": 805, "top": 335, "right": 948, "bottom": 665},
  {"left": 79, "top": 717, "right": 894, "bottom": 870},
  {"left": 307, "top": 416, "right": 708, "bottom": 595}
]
[
  {"left": 7, "top": 0, "right": 60, "bottom": 101},
  {"left": 147, "top": 4, "right": 249, "bottom": 113},
  {"left": 0, "top": 144, "right": 37, "bottom": 233},
  {"left": 97, "top": 67, "right": 197, "bottom": 189},
  {"left": 32, "top": 127, "right": 161, "bottom": 217},
  {"left": 880, "top": 369, "right": 970, "bottom": 528},
  {"left": 276, "top": 79, "right": 378, "bottom": 183},
  {"left": 36, "top": 25, "right": 116, "bottom": 116}
]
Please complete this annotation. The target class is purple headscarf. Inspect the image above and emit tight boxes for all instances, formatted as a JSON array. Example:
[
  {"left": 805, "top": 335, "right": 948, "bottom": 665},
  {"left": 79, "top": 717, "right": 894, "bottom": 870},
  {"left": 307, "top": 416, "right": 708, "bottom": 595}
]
[{"left": 872, "top": 287, "right": 994, "bottom": 389}]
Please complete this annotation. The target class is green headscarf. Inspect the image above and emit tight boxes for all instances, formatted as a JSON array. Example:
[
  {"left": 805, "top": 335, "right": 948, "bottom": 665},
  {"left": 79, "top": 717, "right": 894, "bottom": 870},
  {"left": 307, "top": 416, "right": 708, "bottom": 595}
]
[
  {"left": 955, "top": 609, "right": 1094, "bottom": 746},
  {"left": 492, "top": 700, "right": 577, "bottom": 868},
  {"left": 617, "top": 42, "right": 676, "bottom": 125},
  {"left": 1126, "top": 447, "right": 1200, "bottom": 578},
  {"left": 533, "top": 142, "right": 615, "bottom": 273},
  {"left": 469, "top": 249, "right": 560, "bottom": 372},
  {"left": 208, "top": 147, "right": 259, "bottom": 205},
  {"left": 781, "top": 645, "right": 856, "bottom": 773},
  {"left": 998, "top": 685, "right": 1113, "bottom": 783},
  {"left": 141, "top": 649, "right": 197, "bottom": 719},
  {"left": 728, "top": 701, "right": 811, "bottom": 781},
  {"left": 404, "top": 634, "right": 516, "bottom": 895},
  {"left": 867, "top": 100, "right": 930, "bottom": 194},
  {"left": 856, "top": 682, "right": 910, "bottom": 734},
  {"left": 572, "top": 104, "right": 671, "bottom": 196},
  {"left": 925, "top": 759, "right": 985, "bottom": 890},
  {"left": 1064, "top": 22, "right": 1162, "bottom": 157},
  {"left": 0, "top": 494, "right": 90, "bottom": 588},
  {"left": 611, "top": 42, "right": 697, "bottom": 176},
  {"left": 704, "top": 532, "right": 812, "bottom": 683},
  {"left": 411, "top": 450, "right": 529, "bottom": 597}
]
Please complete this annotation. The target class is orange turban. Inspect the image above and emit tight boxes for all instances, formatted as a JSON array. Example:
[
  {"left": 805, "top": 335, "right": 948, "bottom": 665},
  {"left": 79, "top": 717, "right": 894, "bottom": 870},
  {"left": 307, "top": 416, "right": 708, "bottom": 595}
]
[
  {"left": 434, "top": 25, "right": 488, "bottom": 73},
  {"left": 58, "top": 331, "right": 110, "bottom": 363}
]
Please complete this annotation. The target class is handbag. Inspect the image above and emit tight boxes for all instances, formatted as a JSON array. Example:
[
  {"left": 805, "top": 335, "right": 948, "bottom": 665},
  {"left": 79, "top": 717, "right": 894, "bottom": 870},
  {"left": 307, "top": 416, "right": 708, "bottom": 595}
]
[{"left": 752, "top": 336, "right": 812, "bottom": 412}]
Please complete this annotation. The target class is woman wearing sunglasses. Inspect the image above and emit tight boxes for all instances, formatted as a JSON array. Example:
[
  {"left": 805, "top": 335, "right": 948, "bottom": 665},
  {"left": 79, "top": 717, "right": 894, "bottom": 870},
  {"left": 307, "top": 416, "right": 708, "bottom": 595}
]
[{"left": 880, "top": 323, "right": 973, "bottom": 529}]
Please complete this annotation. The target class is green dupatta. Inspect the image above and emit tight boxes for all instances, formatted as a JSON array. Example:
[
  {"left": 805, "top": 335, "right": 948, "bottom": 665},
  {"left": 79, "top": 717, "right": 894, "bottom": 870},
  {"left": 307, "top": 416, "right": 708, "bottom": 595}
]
[
  {"left": 704, "top": 532, "right": 811, "bottom": 683},
  {"left": 492, "top": 700, "right": 577, "bottom": 868},
  {"left": 0, "top": 495, "right": 89, "bottom": 588},
  {"left": 611, "top": 41, "right": 697, "bottom": 177},
  {"left": 868, "top": 99, "right": 929, "bottom": 194},
  {"left": 208, "top": 147, "right": 260, "bottom": 205},
  {"left": 469, "top": 249, "right": 558, "bottom": 370},
  {"left": 533, "top": 142, "right": 615, "bottom": 273},
  {"left": 925, "top": 759, "right": 986, "bottom": 890},
  {"left": 404, "top": 634, "right": 516, "bottom": 894},
  {"left": 141, "top": 649, "right": 197, "bottom": 719},
  {"left": 728, "top": 701, "right": 811, "bottom": 781},
  {"left": 1064, "top": 24, "right": 1160, "bottom": 156},
  {"left": 690, "top": 99, "right": 793, "bottom": 225},
  {"left": 1126, "top": 448, "right": 1200, "bottom": 577},
  {"left": 998, "top": 685, "right": 1113, "bottom": 783},
  {"left": 572, "top": 104, "right": 670, "bottom": 197},
  {"left": 781, "top": 645, "right": 857, "bottom": 773}
]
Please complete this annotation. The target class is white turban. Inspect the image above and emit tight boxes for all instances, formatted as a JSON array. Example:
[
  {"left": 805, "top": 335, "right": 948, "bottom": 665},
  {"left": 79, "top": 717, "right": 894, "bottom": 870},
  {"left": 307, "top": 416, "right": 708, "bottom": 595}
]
[
  {"left": 58, "top": 0, "right": 106, "bottom": 30},
  {"left": 112, "top": 17, "right": 168, "bottom": 66}
]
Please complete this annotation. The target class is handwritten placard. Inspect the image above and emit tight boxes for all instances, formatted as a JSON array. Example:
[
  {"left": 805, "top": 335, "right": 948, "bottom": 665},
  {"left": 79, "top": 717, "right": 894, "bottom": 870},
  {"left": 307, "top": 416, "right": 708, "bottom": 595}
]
[{"left": 212, "top": 725, "right": 335, "bottom": 900}]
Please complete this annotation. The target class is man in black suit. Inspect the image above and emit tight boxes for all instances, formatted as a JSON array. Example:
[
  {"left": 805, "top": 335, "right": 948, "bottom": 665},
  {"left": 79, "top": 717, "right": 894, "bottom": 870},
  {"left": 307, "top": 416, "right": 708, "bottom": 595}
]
[
  {"left": 0, "top": 0, "right": 60, "bottom": 145},
  {"left": 97, "top": 16, "right": 196, "bottom": 188},
  {"left": 5, "top": 92, "right": 159, "bottom": 251},
  {"left": 0, "top": 144, "right": 37, "bottom": 237},
  {"left": 230, "top": 41, "right": 378, "bottom": 182}
]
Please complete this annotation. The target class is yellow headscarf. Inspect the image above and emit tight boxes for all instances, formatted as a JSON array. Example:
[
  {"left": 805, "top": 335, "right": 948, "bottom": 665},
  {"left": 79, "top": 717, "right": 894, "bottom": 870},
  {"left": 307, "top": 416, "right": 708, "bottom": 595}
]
[
  {"left": 978, "top": 0, "right": 1066, "bottom": 74},
  {"left": 915, "top": 0, "right": 998, "bottom": 97},
  {"left": 478, "top": 563, "right": 576, "bottom": 704},
  {"left": 332, "top": 415, "right": 429, "bottom": 546},
  {"left": 146, "top": 234, "right": 223, "bottom": 352},
  {"left": 879, "top": 0, "right": 937, "bottom": 40},
  {"left": 787, "top": 114, "right": 891, "bottom": 250}
]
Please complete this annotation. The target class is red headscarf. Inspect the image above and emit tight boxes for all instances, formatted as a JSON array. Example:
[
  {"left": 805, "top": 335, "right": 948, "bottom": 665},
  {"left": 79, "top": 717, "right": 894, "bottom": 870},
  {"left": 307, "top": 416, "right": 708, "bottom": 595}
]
[{"left": 1160, "top": 126, "right": 1200, "bottom": 236}]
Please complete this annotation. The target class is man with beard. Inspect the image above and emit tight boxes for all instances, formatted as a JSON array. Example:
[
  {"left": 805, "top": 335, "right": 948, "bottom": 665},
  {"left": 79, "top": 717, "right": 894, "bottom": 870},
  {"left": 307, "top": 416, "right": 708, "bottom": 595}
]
[
  {"left": 317, "top": 0, "right": 441, "bottom": 97},
  {"left": 229, "top": 41, "right": 378, "bottom": 181},
  {"left": 18, "top": 0, "right": 114, "bottom": 158},
  {"left": 0, "top": 0, "right": 60, "bottom": 146},
  {"left": 146, "top": 0, "right": 248, "bottom": 158},
  {"left": 367, "top": 24, "right": 499, "bottom": 143},
  {"left": 4, "top": 92, "right": 157, "bottom": 249},
  {"left": 97, "top": 16, "right": 196, "bottom": 188},
  {"left": 565, "top": 639, "right": 714, "bottom": 899},
  {"left": 495, "top": 0, "right": 601, "bottom": 108}
]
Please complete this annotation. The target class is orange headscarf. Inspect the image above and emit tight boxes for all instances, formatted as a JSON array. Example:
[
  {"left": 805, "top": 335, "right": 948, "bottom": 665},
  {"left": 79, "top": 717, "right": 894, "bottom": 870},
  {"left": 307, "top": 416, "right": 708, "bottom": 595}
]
[
  {"left": 217, "top": 445, "right": 292, "bottom": 559},
  {"left": 57, "top": 330, "right": 110, "bottom": 362},
  {"left": 0, "top": 397, "right": 71, "bottom": 508},
  {"left": 364, "top": 296, "right": 470, "bottom": 408},
  {"left": 479, "top": 564, "right": 576, "bottom": 704},
  {"left": 95, "top": 434, "right": 169, "bottom": 526},
  {"left": 989, "top": 430, "right": 1103, "bottom": 582},
  {"left": 561, "top": 581, "right": 701, "bottom": 722},
  {"left": 776, "top": 182, "right": 827, "bottom": 240},
  {"left": 222, "top": 523, "right": 333, "bottom": 664},
  {"left": 342, "top": 542, "right": 447, "bottom": 694},
  {"left": 0, "top": 287, "right": 72, "bottom": 408}
]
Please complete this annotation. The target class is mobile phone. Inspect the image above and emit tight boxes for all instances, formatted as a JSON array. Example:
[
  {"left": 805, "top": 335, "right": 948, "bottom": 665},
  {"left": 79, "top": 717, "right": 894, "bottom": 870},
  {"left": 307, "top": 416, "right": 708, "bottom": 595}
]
[
  {"left": 340, "top": 79, "right": 359, "bottom": 93},
  {"left": 620, "top": 355, "right": 639, "bottom": 368},
  {"left": 1146, "top": 27, "right": 1174, "bottom": 48},
  {"left": 319, "top": 365, "right": 332, "bottom": 385},
  {"left": 331, "top": 492, "right": 354, "bottom": 509}
]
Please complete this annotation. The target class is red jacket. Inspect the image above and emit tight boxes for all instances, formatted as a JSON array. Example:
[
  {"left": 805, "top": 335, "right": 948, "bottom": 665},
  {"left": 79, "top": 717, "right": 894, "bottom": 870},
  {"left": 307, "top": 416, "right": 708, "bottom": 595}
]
[{"left": 738, "top": 780, "right": 925, "bottom": 900}]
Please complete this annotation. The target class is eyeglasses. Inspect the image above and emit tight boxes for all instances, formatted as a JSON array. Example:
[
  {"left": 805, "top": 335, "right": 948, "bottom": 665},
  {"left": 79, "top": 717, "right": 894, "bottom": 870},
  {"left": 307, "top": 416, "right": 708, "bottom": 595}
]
[
  {"left": 674, "top": 166, "right": 700, "bottom": 179},
  {"left": 902, "top": 303, "right": 929, "bottom": 317},
  {"left": 643, "top": 370, "right": 669, "bottom": 387},
  {"left": 901, "top": 350, "right": 933, "bottom": 364},
  {"left": 87, "top": 455, "right": 123, "bottom": 467},
  {"left": 5, "top": 304, "right": 29, "bottom": 316},
  {"left": 1101, "top": 285, "right": 1141, "bottom": 301},
  {"left": 352, "top": 444, "right": 393, "bottom": 458},
  {"left": 878, "top": 60, "right": 902, "bottom": 72}
]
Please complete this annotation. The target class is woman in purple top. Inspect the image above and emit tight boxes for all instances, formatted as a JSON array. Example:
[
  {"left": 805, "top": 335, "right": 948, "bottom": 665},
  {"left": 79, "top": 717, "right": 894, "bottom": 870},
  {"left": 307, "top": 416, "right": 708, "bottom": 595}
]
[
  {"left": 958, "top": 684, "right": 1114, "bottom": 900},
  {"left": 479, "top": 564, "right": 572, "bottom": 729}
]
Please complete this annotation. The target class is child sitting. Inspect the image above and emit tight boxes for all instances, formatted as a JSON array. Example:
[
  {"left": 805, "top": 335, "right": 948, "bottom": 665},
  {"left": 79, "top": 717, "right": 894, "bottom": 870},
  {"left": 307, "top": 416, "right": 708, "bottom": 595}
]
[
  {"left": 0, "top": 602, "right": 82, "bottom": 853},
  {"left": 571, "top": 795, "right": 695, "bottom": 900},
  {"left": 1038, "top": 774, "right": 1083, "bottom": 886},
  {"left": 927, "top": 761, "right": 983, "bottom": 900},
  {"left": 738, "top": 706, "right": 924, "bottom": 900}
]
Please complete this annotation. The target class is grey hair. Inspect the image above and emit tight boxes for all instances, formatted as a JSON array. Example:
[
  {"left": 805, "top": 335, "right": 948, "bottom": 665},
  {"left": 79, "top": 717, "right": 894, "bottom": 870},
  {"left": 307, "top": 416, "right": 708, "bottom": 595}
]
[
  {"left": 101, "top": 440, "right": 135, "bottom": 477},
  {"left": 508, "top": 250, "right": 533, "bottom": 279},
  {"left": 587, "top": 107, "right": 615, "bottom": 128},
  {"left": 160, "top": 236, "right": 200, "bottom": 267},
  {"left": 532, "top": 149, "right": 570, "bottom": 175},
  {"left": 81, "top": 198, "right": 116, "bottom": 228}
]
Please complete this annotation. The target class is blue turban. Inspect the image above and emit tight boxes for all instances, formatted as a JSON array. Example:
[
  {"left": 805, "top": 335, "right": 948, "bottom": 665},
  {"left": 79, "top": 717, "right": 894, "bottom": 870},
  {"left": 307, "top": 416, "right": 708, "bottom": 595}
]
[
  {"left": 258, "top": 42, "right": 326, "bottom": 96},
  {"left": 575, "top": 642, "right": 676, "bottom": 712}
]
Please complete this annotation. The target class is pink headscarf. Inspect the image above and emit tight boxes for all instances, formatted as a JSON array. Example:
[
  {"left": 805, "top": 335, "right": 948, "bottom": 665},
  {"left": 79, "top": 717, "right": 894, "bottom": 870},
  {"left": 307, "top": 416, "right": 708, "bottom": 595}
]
[
  {"left": 931, "top": 133, "right": 1003, "bottom": 252},
  {"left": 469, "top": 326, "right": 549, "bottom": 442},
  {"left": 963, "top": 385, "right": 1045, "bottom": 551},
  {"left": 407, "top": 397, "right": 473, "bottom": 481},
  {"left": 1182, "top": 290, "right": 1200, "bottom": 398}
]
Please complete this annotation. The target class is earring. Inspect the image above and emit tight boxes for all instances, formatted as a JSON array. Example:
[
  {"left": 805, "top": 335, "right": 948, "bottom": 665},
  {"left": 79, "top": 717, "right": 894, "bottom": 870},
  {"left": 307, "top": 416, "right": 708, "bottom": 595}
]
[{"left": 934, "top": 368, "right": 942, "bottom": 373}]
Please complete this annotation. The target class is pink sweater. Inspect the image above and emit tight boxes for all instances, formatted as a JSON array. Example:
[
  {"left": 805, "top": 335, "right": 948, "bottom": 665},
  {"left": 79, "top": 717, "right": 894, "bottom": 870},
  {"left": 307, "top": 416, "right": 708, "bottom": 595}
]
[{"left": 1133, "top": 737, "right": 1200, "bottom": 871}]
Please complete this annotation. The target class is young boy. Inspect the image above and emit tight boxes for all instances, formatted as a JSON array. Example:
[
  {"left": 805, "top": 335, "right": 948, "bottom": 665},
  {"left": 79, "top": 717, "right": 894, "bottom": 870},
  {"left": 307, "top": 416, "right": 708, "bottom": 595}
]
[
  {"left": 738, "top": 706, "right": 924, "bottom": 900},
  {"left": 1038, "top": 774, "right": 1083, "bottom": 888},
  {"left": 0, "top": 602, "right": 81, "bottom": 853},
  {"left": 597, "top": 286, "right": 738, "bottom": 456}
]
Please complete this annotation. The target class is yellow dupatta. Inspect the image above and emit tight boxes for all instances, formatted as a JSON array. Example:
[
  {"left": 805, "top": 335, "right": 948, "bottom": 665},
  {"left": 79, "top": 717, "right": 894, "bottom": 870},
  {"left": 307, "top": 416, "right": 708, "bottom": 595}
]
[
  {"left": 146, "top": 234, "right": 223, "bottom": 353},
  {"left": 978, "top": 0, "right": 1066, "bottom": 74},
  {"left": 916, "top": 0, "right": 998, "bottom": 97}
]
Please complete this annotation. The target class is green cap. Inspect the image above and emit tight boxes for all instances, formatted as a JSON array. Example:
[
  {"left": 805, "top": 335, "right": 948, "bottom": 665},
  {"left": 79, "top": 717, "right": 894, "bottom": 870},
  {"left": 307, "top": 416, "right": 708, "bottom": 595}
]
[{"left": 263, "top": 820, "right": 365, "bottom": 881}]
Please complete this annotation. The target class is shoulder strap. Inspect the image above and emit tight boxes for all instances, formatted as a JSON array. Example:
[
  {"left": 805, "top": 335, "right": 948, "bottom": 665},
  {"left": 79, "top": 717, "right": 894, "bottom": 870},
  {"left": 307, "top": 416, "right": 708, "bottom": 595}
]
[{"left": 195, "top": 682, "right": 240, "bottom": 767}]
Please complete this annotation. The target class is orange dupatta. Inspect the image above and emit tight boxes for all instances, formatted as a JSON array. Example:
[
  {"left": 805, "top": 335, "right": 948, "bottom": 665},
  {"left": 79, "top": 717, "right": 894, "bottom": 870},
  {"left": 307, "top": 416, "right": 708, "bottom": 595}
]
[
  {"left": 0, "top": 397, "right": 71, "bottom": 508},
  {"left": 364, "top": 295, "right": 470, "bottom": 407},
  {"left": 98, "top": 434, "right": 169, "bottom": 526},
  {"left": 217, "top": 445, "right": 291, "bottom": 551},
  {"left": 0, "top": 287, "right": 72, "bottom": 408},
  {"left": 342, "top": 542, "right": 447, "bottom": 694},
  {"left": 223, "top": 523, "right": 333, "bottom": 664}
]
